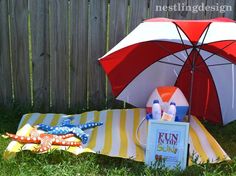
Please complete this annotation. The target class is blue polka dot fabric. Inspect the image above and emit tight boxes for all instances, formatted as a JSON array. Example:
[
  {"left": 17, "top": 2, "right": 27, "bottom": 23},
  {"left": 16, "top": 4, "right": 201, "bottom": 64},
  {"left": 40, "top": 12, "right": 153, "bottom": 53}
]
[{"left": 37, "top": 119, "right": 103, "bottom": 144}]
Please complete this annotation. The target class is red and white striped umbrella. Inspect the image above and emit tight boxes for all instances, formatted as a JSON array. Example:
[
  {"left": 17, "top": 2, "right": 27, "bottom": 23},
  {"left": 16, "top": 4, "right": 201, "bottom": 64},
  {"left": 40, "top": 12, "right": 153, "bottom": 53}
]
[{"left": 99, "top": 17, "right": 236, "bottom": 125}]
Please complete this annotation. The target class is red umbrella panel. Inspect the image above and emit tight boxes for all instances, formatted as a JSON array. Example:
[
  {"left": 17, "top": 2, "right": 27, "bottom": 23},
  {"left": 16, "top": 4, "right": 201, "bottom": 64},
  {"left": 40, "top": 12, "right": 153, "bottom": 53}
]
[{"left": 99, "top": 18, "right": 236, "bottom": 125}]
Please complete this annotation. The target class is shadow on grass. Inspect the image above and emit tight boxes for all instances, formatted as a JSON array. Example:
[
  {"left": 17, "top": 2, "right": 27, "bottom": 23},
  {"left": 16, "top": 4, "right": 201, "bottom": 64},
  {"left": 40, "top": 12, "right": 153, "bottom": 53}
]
[{"left": 0, "top": 104, "right": 34, "bottom": 133}]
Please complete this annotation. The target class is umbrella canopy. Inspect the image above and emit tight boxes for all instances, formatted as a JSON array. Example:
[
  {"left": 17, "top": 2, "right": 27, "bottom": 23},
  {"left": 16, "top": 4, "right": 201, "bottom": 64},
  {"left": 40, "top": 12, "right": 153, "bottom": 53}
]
[{"left": 99, "top": 17, "right": 236, "bottom": 125}]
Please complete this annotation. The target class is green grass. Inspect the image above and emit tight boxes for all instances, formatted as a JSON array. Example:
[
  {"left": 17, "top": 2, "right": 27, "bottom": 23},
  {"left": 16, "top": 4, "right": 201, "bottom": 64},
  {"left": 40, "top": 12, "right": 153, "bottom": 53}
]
[
  {"left": 203, "top": 121, "right": 236, "bottom": 158},
  {"left": 0, "top": 106, "right": 236, "bottom": 176}
]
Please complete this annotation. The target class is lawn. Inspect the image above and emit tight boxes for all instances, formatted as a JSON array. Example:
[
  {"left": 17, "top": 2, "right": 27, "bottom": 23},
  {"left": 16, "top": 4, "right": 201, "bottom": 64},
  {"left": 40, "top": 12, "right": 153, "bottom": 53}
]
[{"left": 0, "top": 106, "right": 236, "bottom": 176}]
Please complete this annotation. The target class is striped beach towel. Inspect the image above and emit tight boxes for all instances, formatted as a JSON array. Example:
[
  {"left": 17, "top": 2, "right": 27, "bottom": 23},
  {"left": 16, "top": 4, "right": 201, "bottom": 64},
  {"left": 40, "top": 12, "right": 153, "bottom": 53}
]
[{"left": 4, "top": 108, "right": 230, "bottom": 164}]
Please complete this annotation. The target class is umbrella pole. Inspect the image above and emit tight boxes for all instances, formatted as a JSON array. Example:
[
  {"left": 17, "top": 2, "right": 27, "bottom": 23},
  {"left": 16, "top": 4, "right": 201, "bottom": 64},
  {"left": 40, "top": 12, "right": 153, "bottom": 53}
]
[
  {"left": 188, "top": 64, "right": 195, "bottom": 122},
  {"left": 187, "top": 26, "right": 209, "bottom": 122}
]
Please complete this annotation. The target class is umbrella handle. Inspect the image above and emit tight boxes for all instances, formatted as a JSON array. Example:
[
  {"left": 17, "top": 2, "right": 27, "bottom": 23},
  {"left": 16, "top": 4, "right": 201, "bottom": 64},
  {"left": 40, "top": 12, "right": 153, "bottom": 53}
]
[{"left": 136, "top": 117, "right": 147, "bottom": 149}]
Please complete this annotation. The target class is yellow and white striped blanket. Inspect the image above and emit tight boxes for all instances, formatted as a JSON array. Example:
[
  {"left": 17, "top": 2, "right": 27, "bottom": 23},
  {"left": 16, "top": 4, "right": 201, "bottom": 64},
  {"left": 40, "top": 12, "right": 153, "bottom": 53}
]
[{"left": 4, "top": 108, "right": 230, "bottom": 165}]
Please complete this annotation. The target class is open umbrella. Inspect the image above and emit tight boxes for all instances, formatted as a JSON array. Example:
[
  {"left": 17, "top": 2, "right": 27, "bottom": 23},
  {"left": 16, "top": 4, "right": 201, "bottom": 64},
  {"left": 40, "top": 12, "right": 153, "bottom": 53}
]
[{"left": 99, "top": 17, "right": 236, "bottom": 125}]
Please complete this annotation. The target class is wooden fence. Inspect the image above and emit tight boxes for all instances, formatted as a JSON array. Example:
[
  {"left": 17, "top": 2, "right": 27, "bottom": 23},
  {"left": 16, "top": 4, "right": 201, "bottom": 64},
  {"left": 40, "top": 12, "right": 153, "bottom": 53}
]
[{"left": 0, "top": 0, "right": 236, "bottom": 113}]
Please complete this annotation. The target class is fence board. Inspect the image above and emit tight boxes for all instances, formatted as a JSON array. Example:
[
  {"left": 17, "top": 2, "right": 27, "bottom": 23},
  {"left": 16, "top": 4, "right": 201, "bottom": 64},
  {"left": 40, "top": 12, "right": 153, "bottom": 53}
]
[
  {"left": 205, "top": 0, "right": 225, "bottom": 18},
  {"left": 109, "top": 0, "right": 128, "bottom": 49},
  {"left": 0, "top": 0, "right": 12, "bottom": 106},
  {"left": 70, "top": 0, "right": 88, "bottom": 112},
  {"left": 188, "top": 0, "right": 206, "bottom": 19},
  {"left": 168, "top": 0, "right": 191, "bottom": 19},
  {"left": 224, "top": 0, "right": 235, "bottom": 19},
  {"left": 9, "top": 0, "right": 31, "bottom": 106},
  {"left": 29, "top": 0, "right": 50, "bottom": 111},
  {"left": 129, "top": 0, "right": 148, "bottom": 31},
  {"left": 168, "top": 0, "right": 190, "bottom": 19},
  {"left": 106, "top": 0, "right": 128, "bottom": 108},
  {"left": 49, "top": 0, "right": 69, "bottom": 112},
  {"left": 149, "top": 0, "right": 169, "bottom": 18},
  {"left": 88, "top": 0, "right": 107, "bottom": 109}
]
